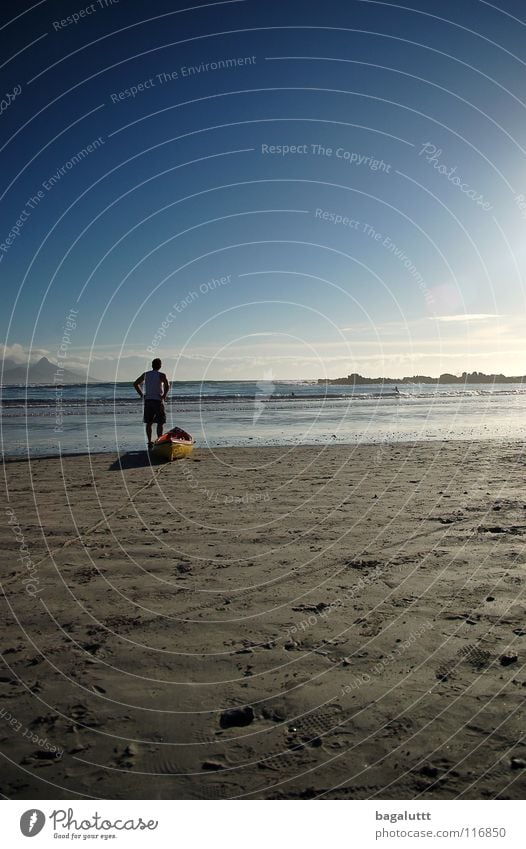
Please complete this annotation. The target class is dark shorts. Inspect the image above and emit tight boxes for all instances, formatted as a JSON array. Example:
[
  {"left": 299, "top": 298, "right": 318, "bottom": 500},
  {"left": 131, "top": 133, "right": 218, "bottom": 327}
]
[{"left": 143, "top": 399, "right": 166, "bottom": 424}]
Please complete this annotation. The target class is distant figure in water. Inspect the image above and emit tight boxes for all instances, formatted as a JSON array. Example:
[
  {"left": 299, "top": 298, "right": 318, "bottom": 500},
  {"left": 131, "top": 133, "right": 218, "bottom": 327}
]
[
  {"left": 394, "top": 386, "right": 400, "bottom": 395},
  {"left": 134, "top": 358, "right": 170, "bottom": 449}
]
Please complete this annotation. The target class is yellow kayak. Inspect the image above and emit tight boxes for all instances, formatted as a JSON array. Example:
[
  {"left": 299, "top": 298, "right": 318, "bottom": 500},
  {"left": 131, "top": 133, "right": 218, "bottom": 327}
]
[{"left": 151, "top": 427, "right": 194, "bottom": 462}]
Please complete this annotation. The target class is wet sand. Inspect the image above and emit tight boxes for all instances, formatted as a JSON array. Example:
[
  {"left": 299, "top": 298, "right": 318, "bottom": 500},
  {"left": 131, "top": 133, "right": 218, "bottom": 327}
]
[{"left": 1, "top": 441, "right": 526, "bottom": 799}]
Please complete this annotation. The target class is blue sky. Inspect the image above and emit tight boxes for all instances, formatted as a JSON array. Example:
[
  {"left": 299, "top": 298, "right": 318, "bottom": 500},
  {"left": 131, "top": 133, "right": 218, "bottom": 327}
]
[{"left": 1, "top": 0, "right": 526, "bottom": 379}]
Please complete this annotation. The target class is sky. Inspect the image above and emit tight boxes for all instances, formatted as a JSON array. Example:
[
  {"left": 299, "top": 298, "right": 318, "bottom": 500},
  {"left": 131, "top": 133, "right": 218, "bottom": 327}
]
[{"left": 1, "top": 0, "right": 526, "bottom": 381}]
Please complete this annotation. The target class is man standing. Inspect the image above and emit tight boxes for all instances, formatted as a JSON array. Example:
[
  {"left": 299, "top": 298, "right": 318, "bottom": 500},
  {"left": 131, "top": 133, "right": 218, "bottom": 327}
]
[{"left": 134, "top": 358, "right": 170, "bottom": 448}]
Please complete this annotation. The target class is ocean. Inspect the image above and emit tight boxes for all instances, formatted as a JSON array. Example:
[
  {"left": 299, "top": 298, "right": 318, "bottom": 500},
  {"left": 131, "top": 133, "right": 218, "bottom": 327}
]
[{"left": 1, "top": 380, "right": 525, "bottom": 457}]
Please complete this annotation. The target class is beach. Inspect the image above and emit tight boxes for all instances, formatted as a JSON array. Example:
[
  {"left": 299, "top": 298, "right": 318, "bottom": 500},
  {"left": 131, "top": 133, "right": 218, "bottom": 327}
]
[{"left": 1, "top": 440, "right": 526, "bottom": 800}]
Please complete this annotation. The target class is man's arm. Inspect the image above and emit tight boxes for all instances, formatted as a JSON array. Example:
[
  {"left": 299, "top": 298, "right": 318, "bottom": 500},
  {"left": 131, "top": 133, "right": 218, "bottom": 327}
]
[
  {"left": 133, "top": 373, "right": 145, "bottom": 398},
  {"left": 161, "top": 373, "right": 170, "bottom": 401}
]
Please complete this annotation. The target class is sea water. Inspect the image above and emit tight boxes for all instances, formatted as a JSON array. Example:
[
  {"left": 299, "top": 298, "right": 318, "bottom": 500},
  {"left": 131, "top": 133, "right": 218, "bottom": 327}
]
[{"left": 1, "top": 381, "right": 525, "bottom": 457}]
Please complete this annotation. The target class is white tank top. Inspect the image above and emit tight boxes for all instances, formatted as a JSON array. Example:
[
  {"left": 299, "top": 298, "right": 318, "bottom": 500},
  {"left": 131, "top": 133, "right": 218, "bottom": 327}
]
[{"left": 144, "top": 370, "right": 162, "bottom": 400}]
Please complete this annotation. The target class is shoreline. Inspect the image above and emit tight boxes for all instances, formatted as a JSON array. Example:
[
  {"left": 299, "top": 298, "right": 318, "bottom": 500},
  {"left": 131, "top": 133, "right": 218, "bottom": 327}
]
[{"left": 2, "top": 440, "right": 526, "bottom": 799}]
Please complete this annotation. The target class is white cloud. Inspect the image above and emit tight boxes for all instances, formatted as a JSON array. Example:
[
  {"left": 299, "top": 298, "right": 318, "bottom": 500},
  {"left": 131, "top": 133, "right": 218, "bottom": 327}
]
[
  {"left": 431, "top": 314, "right": 502, "bottom": 323},
  {"left": 0, "top": 343, "right": 50, "bottom": 364}
]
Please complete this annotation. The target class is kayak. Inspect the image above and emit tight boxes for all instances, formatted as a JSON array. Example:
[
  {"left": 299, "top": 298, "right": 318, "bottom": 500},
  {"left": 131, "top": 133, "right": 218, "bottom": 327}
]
[{"left": 151, "top": 427, "right": 194, "bottom": 461}]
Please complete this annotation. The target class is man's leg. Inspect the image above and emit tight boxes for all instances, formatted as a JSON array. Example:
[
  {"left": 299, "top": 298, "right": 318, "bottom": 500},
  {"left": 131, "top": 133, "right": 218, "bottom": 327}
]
[
  {"left": 157, "top": 423, "right": 163, "bottom": 438},
  {"left": 146, "top": 423, "right": 152, "bottom": 445}
]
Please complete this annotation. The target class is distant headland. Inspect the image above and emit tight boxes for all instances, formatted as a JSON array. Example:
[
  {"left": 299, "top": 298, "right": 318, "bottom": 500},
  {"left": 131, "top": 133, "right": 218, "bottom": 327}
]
[{"left": 318, "top": 371, "right": 526, "bottom": 385}]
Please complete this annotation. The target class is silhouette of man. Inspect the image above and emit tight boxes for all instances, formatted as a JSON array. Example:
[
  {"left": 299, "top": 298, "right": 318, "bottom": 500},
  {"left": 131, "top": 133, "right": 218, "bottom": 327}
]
[{"left": 134, "top": 358, "right": 170, "bottom": 448}]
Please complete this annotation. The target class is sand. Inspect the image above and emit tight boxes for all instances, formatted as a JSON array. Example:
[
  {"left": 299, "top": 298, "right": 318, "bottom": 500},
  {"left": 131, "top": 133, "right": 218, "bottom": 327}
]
[{"left": 1, "top": 440, "right": 526, "bottom": 799}]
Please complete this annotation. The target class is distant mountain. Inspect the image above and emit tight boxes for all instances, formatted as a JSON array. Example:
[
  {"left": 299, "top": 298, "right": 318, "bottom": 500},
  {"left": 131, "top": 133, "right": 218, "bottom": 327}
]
[
  {"left": 1, "top": 356, "right": 101, "bottom": 385},
  {"left": 319, "top": 371, "right": 526, "bottom": 385}
]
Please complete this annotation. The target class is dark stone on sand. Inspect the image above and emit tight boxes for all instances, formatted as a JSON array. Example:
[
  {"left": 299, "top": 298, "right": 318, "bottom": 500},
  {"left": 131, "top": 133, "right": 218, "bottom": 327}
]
[
  {"left": 297, "top": 787, "right": 317, "bottom": 799},
  {"left": 500, "top": 652, "right": 518, "bottom": 667},
  {"left": 510, "top": 757, "right": 526, "bottom": 770},
  {"left": 20, "top": 749, "right": 59, "bottom": 764},
  {"left": 420, "top": 764, "right": 439, "bottom": 778},
  {"left": 219, "top": 706, "right": 255, "bottom": 729},
  {"left": 30, "top": 750, "right": 59, "bottom": 760},
  {"left": 486, "top": 596, "right": 495, "bottom": 602},
  {"left": 202, "top": 760, "right": 225, "bottom": 771},
  {"left": 346, "top": 558, "right": 382, "bottom": 570}
]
